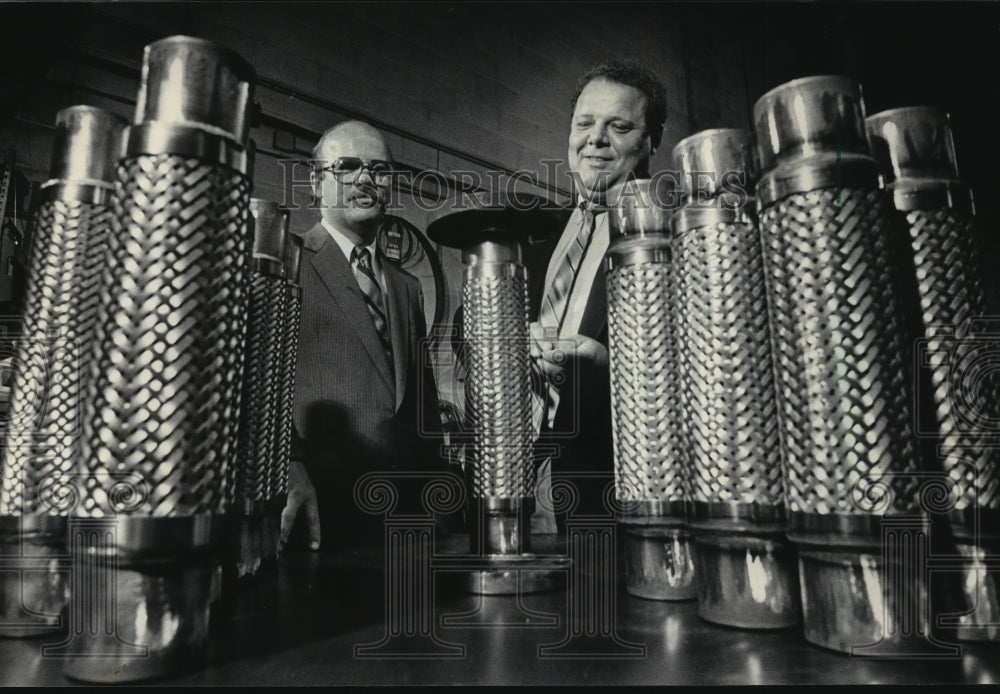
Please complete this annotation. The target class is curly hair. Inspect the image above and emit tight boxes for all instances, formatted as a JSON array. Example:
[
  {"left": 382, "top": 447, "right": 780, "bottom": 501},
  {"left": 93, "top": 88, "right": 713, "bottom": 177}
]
[{"left": 570, "top": 61, "right": 668, "bottom": 150}]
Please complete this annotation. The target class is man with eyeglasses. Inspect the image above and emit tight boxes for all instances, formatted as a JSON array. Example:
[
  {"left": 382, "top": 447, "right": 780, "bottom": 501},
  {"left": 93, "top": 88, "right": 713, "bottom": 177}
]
[{"left": 280, "top": 120, "right": 443, "bottom": 551}]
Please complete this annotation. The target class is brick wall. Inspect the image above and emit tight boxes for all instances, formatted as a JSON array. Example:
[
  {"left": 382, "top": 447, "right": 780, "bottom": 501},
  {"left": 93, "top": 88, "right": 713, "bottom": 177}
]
[{"left": 0, "top": 2, "right": 776, "bottom": 408}]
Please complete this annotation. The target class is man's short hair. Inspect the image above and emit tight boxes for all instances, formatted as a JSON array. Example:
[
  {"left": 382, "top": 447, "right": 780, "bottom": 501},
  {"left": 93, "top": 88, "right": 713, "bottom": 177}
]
[{"left": 570, "top": 61, "right": 668, "bottom": 150}]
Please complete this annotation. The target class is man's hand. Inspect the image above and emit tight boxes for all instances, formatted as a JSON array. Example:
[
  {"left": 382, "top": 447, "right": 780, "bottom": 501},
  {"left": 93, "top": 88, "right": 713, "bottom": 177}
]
[
  {"left": 529, "top": 321, "right": 608, "bottom": 383},
  {"left": 280, "top": 458, "right": 321, "bottom": 551}
]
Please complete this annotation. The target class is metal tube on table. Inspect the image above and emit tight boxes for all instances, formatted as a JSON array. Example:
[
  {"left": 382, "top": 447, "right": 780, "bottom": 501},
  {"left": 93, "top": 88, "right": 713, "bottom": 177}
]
[
  {"left": 754, "top": 76, "right": 932, "bottom": 653},
  {"left": 428, "top": 208, "right": 568, "bottom": 595},
  {"left": 64, "top": 36, "right": 254, "bottom": 683},
  {"left": 671, "top": 128, "right": 800, "bottom": 627},
  {"left": 867, "top": 106, "right": 1000, "bottom": 641},
  {"left": 233, "top": 198, "right": 289, "bottom": 576},
  {"left": 606, "top": 179, "right": 695, "bottom": 601},
  {"left": 263, "top": 229, "right": 302, "bottom": 560},
  {"left": 0, "top": 106, "right": 125, "bottom": 637}
]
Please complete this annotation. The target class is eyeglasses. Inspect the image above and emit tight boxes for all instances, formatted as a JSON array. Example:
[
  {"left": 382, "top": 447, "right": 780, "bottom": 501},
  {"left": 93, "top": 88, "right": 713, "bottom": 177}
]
[{"left": 316, "top": 157, "right": 395, "bottom": 184}]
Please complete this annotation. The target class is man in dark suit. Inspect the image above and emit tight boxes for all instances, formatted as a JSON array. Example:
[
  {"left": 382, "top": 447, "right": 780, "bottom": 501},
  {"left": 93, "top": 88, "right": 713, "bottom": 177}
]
[
  {"left": 528, "top": 61, "right": 668, "bottom": 530},
  {"left": 280, "top": 120, "right": 442, "bottom": 551}
]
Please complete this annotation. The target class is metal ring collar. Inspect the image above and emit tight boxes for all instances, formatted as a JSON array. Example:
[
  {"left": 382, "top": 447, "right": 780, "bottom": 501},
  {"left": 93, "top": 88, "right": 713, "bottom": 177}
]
[
  {"left": 617, "top": 499, "right": 688, "bottom": 523},
  {"left": 38, "top": 180, "right": 115, "bottom": 206},
  {"left": 124, "top": 121, "right": 249, "bottom": 174},
  {"left": 252, "top": 257, "right": 286, "bottom": 278},
  {"left": 757, "top": 154, "right": 880, "bottom": 207},
  {"left": 672, "top": 202, "right": 758, "bottom": 234},
  {"left": 604, "top": 234, "right": 671, "bottom": 271}
]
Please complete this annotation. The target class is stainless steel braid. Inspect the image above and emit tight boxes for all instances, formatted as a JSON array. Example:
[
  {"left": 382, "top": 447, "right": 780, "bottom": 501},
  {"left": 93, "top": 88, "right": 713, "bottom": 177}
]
[
  {"left": 607, "top": 261, "right": 685, "bottom": 503},
  {"left": 235, "top": 273, "right": 285, "bottom": 512},
  {"left": 267, "top": 281, "right": 300, "bottom": 504},
  {"left": 1, "top": 200, "right": 111, "bottom": 515},
  {"left": 673, "top": 219, "right": 784, "bottom": 507},
  {"left": 908, "top": 208, "right": 1000, "bottom": 514},
  {"left": 759, "top": 187, "right": 922, "bottom": 516},
  {"left": 462, "top": 270, "right": 534, "bottom": 499},
  {"left": 79, "top": 154, "right": 249, "bottom": 517}
]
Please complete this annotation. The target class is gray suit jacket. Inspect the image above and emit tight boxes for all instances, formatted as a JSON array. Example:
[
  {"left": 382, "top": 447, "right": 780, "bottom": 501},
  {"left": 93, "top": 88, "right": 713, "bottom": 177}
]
[{"left": 291, "top": 222, "right": 442, "bottom": 535}]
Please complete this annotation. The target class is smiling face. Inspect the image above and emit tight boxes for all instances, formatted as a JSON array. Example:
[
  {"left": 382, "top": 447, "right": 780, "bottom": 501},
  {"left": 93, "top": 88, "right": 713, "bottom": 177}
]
[
  {"left": 311, "top": 122, "right": 391, "bottom": 246},
  {"left": 568, "top": 78, "right": 653, "bottom": 196}
]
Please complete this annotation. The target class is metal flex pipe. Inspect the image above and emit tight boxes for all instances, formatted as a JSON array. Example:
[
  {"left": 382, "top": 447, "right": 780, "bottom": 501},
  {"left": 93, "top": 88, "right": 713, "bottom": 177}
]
[
  {"left": 0, "top": 105, "right": 125, "bottom": 638},
  {"left": 606, "top": 179, "right": 696, "bottom": 600},
  {"left": 754, "top": 75, "right": 939, "bottom": 654},
  {"left": 63, "top": 36, "right": 255, "bottom": 683},
  {"left": 672, "top": 128, "right": 800, "bottom": 627},
  {"left": 868, "top": 106, "right": 1000, "bottom": 641}
]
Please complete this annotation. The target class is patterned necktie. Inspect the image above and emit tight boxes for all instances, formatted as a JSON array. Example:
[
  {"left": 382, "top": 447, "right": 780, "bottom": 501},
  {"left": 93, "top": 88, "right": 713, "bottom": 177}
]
[
  {"left": 538, "top": 202, "right": 598, "bottom": 332},
  {"left": 351, "top": 246, "right": 393, "bottom": 368}
]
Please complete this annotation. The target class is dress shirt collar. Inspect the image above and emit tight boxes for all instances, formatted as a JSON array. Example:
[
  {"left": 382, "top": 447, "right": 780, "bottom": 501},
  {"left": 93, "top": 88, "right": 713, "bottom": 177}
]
[{"left": 321, "top": 218, "right": 380, "bottom": 274}]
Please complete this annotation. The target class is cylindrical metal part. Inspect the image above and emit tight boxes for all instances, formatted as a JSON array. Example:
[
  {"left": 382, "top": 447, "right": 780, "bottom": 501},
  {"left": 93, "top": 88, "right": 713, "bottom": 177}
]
[
  {"left": 462, "top": 238, "right": 534, "bottom": 537},
  {"left": 671, "top": 129, "right": 800, "bottom": 628},
  {"left": 262, "top": 230, "right": 302, "bottom": 561},
  {"left": 0, "top": 515, "right": 71, "bottom": 637},
  {"left": 866, "top": 107, "right": 962, "bottom": 187},
  {"left": 755, "top": 75, "right": 870, "bottom": 174},
  {"left": 135, "top": 35, "right": 253, "bottom": 145},
  {"left": 428, "top": 208, "right": 569, "bottom": 595},
  {"left": 672, "top": 128, "right": 758, "bottom": 201},
  {"left": 868, "top": 106, "right": 1000, "bottom": 641},
  {"left": 0, "top": 105, "right": 125, "bottom": 637},
  {"left": 606, "top": 179, "right": 695, "bottom": 601},
  {"left": 44, "top": 105, "right": 126, "bottom": 193},
  {"left": 754, "top": 76, "right": 928, "bottom": 652},
  {"left": 233, "top": 198, "right": 289, "bottom": 576},
  {"left": 69, "top": 36, "right": 254, "bottom": 682}
]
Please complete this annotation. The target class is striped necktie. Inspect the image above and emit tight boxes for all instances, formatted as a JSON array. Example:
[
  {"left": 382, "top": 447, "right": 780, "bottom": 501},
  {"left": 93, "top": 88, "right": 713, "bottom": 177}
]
[
  {"left": 351, "top": 246, "right": 393, "bottom": 368},
  {"left": 538, "top": 202, "right": 598, "bottom": 332}
]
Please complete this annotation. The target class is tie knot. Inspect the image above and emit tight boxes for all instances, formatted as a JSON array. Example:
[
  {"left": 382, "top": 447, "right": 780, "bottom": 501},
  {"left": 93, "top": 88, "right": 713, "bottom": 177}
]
[{"left": 352, "top": 246, "right": 371, "bottom": 268}]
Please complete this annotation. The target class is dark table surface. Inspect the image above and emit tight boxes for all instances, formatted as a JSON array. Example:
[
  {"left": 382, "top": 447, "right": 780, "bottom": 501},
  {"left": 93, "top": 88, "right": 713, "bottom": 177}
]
[{"left": 1, "top": 533, "right": 998, "bottom": 687}]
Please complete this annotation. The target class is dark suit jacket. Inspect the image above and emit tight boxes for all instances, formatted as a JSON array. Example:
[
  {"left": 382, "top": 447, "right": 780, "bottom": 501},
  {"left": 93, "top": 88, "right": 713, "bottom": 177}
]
[
  {"left": 521, "top": 208, "right": 614, "bottom": 522},
  {"left": 291, "top": 222, "right": 442, "bottom": 545}
]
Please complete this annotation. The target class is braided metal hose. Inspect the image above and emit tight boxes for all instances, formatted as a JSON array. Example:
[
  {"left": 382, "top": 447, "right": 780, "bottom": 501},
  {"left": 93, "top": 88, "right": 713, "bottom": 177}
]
[
  {"left": 674, "top": 215, "right": 782, "bottom": 507},
  {"left": 63, "top": 36, "right": 255, "bottom": 684},
  {"left": 233, "top": 199, "right": 288, "bottom": 575},
  {"left": 79, "top": 154, "right": 250, "bottom": 518},
  {"left": 909, "top": 210, "right": 999, "bottom": 512},
  {"left": 672, "top": 128, "right": 798, "bottom": 628},
  {"left": 606, "top": 182, "right": 694, "bottom": 600},
  {"left": 607, "top": 254, "right": 681, "bottom": 504},
  {"left": 261, "top": 231, "right": 302, "bottom": 560},
  {"left": 463, "top": 268, "right": 534, "bottom": 500},
  {"left": 761, "top": 187, "right": 924, "bottom": 516},
  {"left": 755, "top": 76, "right": 929, "bottom": 654},
  {"left": 272, "top": 279, "right": 301, "bottom": 498},
  {"left": 868, "top": 106, "right": 1000, "bottom": 641},
  {"left": 238, "top": 273, "right": 283, "bottom": 510},
  {"left": 0, "top": 106, "right": 124, "bottom": 638}
]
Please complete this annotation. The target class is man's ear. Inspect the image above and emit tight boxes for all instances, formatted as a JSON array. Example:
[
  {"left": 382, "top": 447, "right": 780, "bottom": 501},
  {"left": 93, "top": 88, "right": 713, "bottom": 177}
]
[
  {"left": 650, "top": 128, "right": 663, "bottom": 156},
  {"left": 309, "top": 168, "right": 321, "bottom": 200}
]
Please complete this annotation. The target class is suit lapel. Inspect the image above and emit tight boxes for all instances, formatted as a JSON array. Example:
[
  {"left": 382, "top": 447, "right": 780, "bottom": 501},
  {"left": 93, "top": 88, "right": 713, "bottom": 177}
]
[
  {"left": 381, "top": 259, "right": 409, "bottom": 411},
  {"left": 303, "top": 224, "right": 394, "bottom": 391},
  {"left": 577, "top": 211, "right": 609, "bottom": 341},
  {"left": 578, "top": 260, "right": 607, "bottom": 341}
]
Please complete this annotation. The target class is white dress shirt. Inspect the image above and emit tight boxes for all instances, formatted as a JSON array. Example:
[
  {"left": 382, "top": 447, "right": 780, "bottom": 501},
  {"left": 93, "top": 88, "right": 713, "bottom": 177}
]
[{"left": 321, "top": 218, "right": 385, "bottom": 291}]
